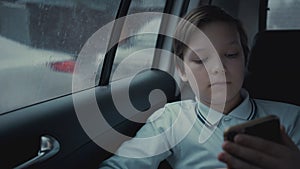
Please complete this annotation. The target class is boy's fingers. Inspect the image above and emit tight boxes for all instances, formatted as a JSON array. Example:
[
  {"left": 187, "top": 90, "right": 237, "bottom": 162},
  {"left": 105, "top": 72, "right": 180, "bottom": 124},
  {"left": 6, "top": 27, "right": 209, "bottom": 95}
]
[
  {"left": 233, "top": 134, "right": 285, "bottom": 157},
  {"left": 221, "top": 141, "right": 278, "bottom": 169},
  {"left": 218, "top": 151, "right": 263, "bottom": 169}
]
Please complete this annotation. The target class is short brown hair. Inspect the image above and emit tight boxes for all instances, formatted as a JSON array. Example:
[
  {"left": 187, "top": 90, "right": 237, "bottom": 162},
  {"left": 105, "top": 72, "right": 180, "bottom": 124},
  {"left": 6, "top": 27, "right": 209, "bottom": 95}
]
[{"left": 173, "top": 5, "right": 249, "bottom": 70}]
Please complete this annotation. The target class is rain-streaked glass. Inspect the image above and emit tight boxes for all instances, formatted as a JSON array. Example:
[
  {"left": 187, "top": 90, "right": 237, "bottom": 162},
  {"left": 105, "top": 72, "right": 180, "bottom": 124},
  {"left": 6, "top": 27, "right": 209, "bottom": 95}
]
[
  {"left": 111, "top": 0, "right": 166, "bottom": 81},
  {"left": 267, "top": 0, "right": 300, "bottom": 29},
  {"left": 0, "top": 0, "right": 120, "bottom": 113}
]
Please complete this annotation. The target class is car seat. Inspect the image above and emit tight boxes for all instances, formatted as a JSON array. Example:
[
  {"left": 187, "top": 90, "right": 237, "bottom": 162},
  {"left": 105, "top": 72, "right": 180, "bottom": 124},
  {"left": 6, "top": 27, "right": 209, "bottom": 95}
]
[{"left": 243, "top": 30, "right": 300, "bottom": 106}]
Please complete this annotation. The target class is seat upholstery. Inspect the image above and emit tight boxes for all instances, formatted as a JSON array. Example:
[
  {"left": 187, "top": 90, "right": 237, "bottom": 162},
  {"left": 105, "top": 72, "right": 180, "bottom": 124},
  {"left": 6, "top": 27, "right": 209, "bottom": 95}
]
[{"left": 243, "top": 30, "right": 300, "bottom": 106}]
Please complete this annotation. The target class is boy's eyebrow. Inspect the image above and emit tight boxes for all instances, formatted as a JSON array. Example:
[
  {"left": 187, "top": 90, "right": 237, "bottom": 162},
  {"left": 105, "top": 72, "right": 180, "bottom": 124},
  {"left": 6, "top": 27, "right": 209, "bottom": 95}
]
[
  {"left": 194, "top": 48, "right": 208, "bottom": 52},
  {"left": 187, "top": 48, "right": 209, "bottom": 53}
]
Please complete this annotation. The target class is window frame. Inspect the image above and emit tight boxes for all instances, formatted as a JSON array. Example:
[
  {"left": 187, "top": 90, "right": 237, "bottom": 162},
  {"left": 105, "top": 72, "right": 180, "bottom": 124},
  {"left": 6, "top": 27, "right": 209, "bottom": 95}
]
[
  {"left": 99, "top": 0, "right": 132, "bottom": 86},
  {"left": 99, "top": 0, "right": 173, "bottom": 86}
]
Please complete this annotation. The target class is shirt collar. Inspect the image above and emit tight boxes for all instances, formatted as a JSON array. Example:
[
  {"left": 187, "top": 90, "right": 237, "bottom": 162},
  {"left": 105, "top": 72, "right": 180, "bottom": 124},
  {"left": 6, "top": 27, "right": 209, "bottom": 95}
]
[
  {"left": 229, "top": 89, "right": 255, "bottom": 120},
  {"left": 195, "top": 89, "right": 254, "bottom": 126}
]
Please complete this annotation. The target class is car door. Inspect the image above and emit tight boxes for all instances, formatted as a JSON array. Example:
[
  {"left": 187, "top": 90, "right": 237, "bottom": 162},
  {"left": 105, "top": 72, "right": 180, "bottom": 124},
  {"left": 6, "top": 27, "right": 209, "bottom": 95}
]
[{"left": 0, "top": 0, "right": 196, "bottom": 168}]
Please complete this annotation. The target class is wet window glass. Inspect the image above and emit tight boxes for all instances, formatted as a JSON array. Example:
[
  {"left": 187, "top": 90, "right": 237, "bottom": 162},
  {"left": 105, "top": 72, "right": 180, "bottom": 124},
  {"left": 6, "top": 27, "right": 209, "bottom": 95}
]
[
  {"left": 0, "top": 0, "right": 120, "bottom": 113},
  {"left": 111, "top": 0, "right": 166, "bottom": 81},
  {"left": 267, "top": 0, "right": 300, "bottom": 29}
]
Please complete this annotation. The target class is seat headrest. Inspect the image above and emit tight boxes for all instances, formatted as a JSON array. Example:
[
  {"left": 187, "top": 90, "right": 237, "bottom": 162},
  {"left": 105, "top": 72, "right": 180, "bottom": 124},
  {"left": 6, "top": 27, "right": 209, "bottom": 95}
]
[{"left": 244, "top": 30, "right": 300, "bottom": 106}]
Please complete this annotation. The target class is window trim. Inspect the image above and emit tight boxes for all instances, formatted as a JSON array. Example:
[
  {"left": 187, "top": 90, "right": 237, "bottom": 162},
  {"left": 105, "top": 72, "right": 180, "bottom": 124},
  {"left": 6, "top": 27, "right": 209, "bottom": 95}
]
[
  {"left": 259, "top": 0, "right": 268, "bottom": 31},
  {"left": 151, "top": 0, "right": 174, "bottom": 69},
  {"left": 152, "top": 0, "right": 191, "bottom": 73},
  {"left": 99, "top": 0, "right": 171, "bottom": 86},
  {"left": 99, "top": 0, "right": 131, "bottom": 86}
]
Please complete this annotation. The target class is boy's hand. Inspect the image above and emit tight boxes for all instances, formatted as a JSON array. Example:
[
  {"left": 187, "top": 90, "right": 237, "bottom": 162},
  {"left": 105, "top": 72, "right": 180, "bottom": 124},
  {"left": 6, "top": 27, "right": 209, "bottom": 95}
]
[{"left": 218, "top": 126, "right": 300, "bottom": 169}]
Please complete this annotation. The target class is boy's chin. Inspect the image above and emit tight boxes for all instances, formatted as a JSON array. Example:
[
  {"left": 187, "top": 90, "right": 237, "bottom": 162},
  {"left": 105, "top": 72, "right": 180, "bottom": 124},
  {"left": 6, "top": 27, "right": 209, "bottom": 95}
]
[{"left": 209, "top": 94, "right": 228, "bottom": 105}]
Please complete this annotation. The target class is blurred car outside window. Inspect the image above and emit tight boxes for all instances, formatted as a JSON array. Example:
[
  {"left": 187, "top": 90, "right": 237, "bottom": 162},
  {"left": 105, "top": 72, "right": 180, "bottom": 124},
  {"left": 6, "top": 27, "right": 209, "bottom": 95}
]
[{"left": 0, "top": 0, "right": 120, "bottom": 114}]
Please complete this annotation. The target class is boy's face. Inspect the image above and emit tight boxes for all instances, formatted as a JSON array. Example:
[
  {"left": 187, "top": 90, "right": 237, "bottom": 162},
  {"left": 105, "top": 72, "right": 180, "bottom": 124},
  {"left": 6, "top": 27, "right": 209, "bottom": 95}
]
[{"left": 179, "top": 21, "right": 245, "bottom": 105}]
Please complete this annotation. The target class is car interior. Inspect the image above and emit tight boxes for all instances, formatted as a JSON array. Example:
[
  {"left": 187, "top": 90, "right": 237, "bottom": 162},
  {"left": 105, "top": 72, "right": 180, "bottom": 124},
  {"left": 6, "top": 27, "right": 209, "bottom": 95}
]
[
  {"left": 244, "top": 30, "right": 300, "bottom": 106},
  {"left": 0, "top": 0, "right": 299, "bottom": 168}
]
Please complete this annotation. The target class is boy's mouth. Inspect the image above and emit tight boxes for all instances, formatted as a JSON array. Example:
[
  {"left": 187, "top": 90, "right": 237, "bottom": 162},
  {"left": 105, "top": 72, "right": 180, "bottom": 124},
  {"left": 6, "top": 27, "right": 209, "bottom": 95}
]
[{"left": 210, "top": 81, "right": 231, "bottom": 87}]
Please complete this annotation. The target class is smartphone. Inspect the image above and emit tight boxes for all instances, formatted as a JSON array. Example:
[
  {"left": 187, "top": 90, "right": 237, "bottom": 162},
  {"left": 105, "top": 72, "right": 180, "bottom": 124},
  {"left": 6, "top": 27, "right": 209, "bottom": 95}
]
[{"left": 224, "top": 115, "right": 282, "bottom": 144}]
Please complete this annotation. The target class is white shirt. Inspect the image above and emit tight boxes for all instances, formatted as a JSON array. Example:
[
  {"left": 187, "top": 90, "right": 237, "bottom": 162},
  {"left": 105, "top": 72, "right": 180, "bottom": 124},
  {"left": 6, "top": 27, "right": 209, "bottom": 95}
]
[{"left": 99, "top": 89, "right": 300, "bottom": 169}]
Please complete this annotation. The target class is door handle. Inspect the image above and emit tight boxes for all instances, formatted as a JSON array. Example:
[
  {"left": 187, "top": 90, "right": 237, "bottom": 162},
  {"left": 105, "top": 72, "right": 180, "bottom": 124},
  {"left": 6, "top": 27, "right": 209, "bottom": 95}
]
[{"left": 14, "top": 135, "right": 60, "bottom": 169}]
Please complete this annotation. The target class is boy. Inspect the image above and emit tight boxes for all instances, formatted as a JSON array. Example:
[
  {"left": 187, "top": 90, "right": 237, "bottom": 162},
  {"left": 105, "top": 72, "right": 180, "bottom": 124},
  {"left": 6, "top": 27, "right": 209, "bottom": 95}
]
[{"left": 100, "top": 5, "right": 300, "bottom": 169}]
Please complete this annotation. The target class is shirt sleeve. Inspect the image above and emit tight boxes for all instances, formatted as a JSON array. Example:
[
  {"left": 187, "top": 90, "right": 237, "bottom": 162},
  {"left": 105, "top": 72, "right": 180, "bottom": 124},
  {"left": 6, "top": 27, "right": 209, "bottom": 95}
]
[{"left": 99, "top": 107, "right": 173, "bottom": 169}]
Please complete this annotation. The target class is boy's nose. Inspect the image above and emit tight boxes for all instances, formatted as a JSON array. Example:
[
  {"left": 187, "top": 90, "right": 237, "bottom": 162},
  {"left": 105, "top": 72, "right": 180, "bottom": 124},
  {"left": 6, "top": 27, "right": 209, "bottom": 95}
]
[
  {"left": 210, "top": 58, "right": 226, "bottom": 74},
  {"left": 213, "top": 67, "right": 226, "bottom": 74}
]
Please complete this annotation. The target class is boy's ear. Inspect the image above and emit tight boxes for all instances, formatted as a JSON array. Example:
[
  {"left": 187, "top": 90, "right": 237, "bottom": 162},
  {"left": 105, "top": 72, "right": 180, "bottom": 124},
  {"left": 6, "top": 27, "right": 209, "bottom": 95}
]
[{"left": 176, "top": 66, "right": 188, "bottom": 82}]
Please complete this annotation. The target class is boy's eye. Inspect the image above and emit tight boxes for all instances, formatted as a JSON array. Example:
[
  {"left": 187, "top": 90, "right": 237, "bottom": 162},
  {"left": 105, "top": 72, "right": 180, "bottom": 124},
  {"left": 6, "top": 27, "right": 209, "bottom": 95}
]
[
  {"left": 191, "top": 56, "right": 207, "bottom": 64},
  {"left": 192, "top": 59, "right": 203, "bottom": 64},
  {"left": 225, "top": 53, "right": 239, "bottom": 58}
]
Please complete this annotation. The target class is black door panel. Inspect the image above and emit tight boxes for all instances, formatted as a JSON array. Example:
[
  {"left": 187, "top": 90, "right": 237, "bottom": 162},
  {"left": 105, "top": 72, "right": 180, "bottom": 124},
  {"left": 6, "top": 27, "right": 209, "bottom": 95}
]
[{"left": 0, "top": 69, "right": 178, "bottom": 169}]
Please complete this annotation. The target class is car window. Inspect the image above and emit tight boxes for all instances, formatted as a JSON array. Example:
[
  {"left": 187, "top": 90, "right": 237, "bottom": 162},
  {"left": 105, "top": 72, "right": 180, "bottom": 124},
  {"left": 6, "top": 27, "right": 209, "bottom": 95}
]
[
  {"left": 267, "top": 0, "right": 300, "bottom": 29},
  {"left": 110, "top": 0, "right": 166, "bottom": 82},
  {"left": 0, "top": 0, "right": 120, "bottom": 114}
]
